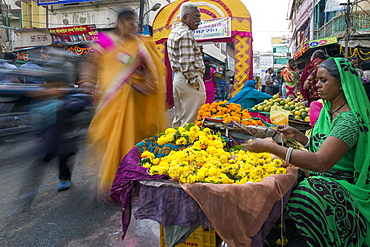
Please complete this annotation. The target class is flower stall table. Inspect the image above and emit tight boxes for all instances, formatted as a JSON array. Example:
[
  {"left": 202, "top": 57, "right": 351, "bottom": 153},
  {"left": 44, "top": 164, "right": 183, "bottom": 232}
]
[{"left": 110, "top": 143, "right": 298, "bottom": 247}]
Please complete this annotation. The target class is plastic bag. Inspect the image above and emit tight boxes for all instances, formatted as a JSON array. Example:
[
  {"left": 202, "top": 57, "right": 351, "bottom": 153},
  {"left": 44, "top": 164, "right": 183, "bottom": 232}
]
[{"left": 270, "top": 105, "right": 290, "bottom": 125}]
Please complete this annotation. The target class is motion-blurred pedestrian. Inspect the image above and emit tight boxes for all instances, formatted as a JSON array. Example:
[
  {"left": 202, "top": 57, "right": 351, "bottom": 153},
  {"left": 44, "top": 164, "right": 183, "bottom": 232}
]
[
  {"left": 29, "top": 73, "right": 92, "bottom": 191},
  {"left": 0, "top": 52, "right": 19, "bottom": 83},
  {"left": 20, "top": 52, "right": 45, "bottom": 84},
  {"left": 79, "top": 7, "right": 166, "bottom": 198}
]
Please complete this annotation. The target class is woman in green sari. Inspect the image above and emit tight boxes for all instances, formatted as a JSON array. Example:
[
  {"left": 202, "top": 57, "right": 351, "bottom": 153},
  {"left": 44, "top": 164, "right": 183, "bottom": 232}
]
[{"left": 243, "top": 57, "right": 370, "bottom": 246}]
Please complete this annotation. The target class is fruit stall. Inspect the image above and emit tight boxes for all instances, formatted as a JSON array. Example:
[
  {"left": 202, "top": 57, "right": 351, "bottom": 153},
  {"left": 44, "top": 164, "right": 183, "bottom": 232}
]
[
  {"left": 110, "top": 100, "right": 310, "bottom": 247},
  {"left": 251, "top": 93, "right": 312, "bottom": 133}
]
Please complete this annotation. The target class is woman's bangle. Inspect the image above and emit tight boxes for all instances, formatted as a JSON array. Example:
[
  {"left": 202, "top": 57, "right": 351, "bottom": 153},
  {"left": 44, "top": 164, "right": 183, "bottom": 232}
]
[
  {"left": 285, "top": 147, "right": 294, "bottom": 164},
  {"left": 303, "top": 136, "right": 310, "bottom": 148},
  {"left": 77, "top": 79, "right": 96, "bottom": 85},
  {"left": 78, "top": 73, "right": 97, "bottom": 78}
]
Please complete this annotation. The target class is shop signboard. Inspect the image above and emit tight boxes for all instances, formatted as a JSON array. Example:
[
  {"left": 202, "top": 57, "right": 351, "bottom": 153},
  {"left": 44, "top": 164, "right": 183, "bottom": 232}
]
[
  {"left": 309, "top": 36, "right": 337, "bottom": 48},
  {"left": 37, "top": 0, "right": 99, "bottom": 6},
  {"left": 49, "top": 25, "right": 98, "bottom": 43},
  {"left": 174, "top": 17, "right": 231, "bottom": 41},
  {"left": 194, "top": 17, "right": 231, "bottom": 41},
  {"left": 14, "top": 30, "right": 52, "bottom": 50},
  {"left": 227, "top": 54, "right": 235, "bottom": 72}
]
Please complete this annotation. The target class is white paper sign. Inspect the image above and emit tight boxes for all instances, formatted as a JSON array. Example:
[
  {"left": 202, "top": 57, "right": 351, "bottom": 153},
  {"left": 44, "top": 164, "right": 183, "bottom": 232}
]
[{"left": 14, "top": 30, "right": 52, "bottom": 49}]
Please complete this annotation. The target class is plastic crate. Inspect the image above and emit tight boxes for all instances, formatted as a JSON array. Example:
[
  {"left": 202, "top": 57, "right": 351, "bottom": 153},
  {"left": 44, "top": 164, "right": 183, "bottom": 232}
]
[{"left": 160, "top": 225, "right": 216, "bottom": 247}]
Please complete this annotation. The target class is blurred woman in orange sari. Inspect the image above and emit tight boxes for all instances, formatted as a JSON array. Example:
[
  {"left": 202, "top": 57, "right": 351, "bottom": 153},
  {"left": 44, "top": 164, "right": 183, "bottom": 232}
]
[{"left": 79, "top": 8, "right": 166, "bottom": 198}]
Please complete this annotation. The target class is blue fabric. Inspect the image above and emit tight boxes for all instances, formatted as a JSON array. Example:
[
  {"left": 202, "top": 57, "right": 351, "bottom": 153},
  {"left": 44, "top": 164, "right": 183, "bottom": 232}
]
[
  {"left": 20, "top": 62, "right": 45, "bottom": 84},
  {"left": 229, "top": 80, "right": 272, "bottom": 109}
]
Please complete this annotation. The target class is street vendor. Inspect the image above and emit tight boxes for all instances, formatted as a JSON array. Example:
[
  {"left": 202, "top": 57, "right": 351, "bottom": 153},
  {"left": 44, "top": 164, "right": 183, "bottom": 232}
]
[
  {"left": 228, "top": 80, "right": 271, "bottom": 109},
  {"left": 243, "top": 57, "right": 370, "bottom": 246}
]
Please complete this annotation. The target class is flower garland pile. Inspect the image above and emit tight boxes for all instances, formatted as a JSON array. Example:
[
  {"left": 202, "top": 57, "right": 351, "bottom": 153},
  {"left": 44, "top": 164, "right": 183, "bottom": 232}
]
[
  {"left": 194, "top": 101, "right": 265, "bottom": 127},
  {"left": 140, "top": 124, "right": 286, "bottom": 184}
]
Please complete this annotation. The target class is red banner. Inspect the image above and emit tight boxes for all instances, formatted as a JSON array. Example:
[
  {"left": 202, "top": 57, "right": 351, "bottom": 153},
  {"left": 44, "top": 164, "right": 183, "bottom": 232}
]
[{"left": 49, "top": 25, "right": 98, "bottom": 43}]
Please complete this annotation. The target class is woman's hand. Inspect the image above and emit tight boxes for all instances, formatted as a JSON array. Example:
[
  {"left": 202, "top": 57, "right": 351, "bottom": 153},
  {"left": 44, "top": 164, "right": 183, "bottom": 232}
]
[
  {"left": 276, "top": 125, "right": 298, "bottom": 139},
  {"left": 242, "top": 138, "right": 272, "bottom": 153}
]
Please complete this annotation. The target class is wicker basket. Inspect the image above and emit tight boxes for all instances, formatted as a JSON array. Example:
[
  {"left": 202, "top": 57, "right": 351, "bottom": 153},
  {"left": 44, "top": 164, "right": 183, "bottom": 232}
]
[{"left": 288, "top": 115, "right": 311, "bottom": 133}]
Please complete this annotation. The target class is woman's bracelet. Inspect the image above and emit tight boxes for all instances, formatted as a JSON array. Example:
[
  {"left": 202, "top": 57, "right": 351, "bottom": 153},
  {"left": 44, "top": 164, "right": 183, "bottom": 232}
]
[
  {"left": 302, "top": 136, "right": 310, "bottom": 148},
  {"left": 77, "top": 79, "right": 96, "bottom": 85},
  {"left": 78, "top": 73, "right": 97, "bottom": 78},
  {"left": 285, "top": 147, "right": 294, "bottom": 164}
]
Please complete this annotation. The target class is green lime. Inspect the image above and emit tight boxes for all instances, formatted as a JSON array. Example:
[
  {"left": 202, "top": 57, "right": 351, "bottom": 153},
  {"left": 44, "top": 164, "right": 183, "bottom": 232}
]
[
  {"left": 264, "top": 106, "right": 271, "bottom": 112},
  {"left": 300, "top": 111, "right": 308, "bottom": 119}
]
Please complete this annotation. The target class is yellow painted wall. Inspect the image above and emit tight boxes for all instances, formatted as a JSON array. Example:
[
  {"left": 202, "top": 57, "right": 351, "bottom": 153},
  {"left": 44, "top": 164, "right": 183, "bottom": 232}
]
[{"left": 21, "top": 1, "right": 47, "bottom": 29}]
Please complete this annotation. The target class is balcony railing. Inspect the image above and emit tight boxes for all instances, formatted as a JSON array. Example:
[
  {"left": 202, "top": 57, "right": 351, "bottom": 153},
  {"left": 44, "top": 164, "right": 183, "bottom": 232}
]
[{"left": 315, "top": 11, "right": 370, "bottom": 39}]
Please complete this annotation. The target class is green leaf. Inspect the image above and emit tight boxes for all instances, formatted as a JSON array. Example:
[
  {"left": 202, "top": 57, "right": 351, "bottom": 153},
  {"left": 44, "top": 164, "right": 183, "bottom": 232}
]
[
  {"left": 139, "top": 157, "right": 152, "bottom": 166},
  {"left": 184, "top": 123, "right": 195, "bottom": 131},
  {"left": 182, "top": 134, "right": 190, "bottom": 143},
  {"left": 230, "top": 145, "right": 243, "bottom": 151},
  {"left": 174, "top": 129, "right": 181, "bottom": 141}
]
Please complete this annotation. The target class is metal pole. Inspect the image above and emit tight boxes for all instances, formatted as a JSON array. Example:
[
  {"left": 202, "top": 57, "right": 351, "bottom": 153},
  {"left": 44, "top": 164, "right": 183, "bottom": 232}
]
[
  {"left": 344, "top": 0, "right": 351, "bottom": 59},
  {"left": 138, "top": 0, "right": 145, "bottom": 34},
  {"left": 0, "top": 25, "right": 19, "bottom": 30}
]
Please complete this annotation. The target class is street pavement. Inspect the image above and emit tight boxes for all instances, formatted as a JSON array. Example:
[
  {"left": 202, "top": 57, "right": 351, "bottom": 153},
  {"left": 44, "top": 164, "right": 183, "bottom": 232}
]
[{"left": 0, "top": 108, "right": 175, "bottom": 247}]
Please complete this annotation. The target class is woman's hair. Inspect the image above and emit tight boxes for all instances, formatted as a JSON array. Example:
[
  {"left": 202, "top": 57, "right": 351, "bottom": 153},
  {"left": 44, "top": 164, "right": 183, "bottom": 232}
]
[
  {"left": 117, "top": 7, "right": 137, "bottom": 22},
  {"left": 180, "top": 2, "right": 199, "bottom": 19},
  {"left": 312, "top": 49, "right": 326, "bottom": 59},
  {"left": 319, "top": 58, "right": 341, "bottom": 82}
]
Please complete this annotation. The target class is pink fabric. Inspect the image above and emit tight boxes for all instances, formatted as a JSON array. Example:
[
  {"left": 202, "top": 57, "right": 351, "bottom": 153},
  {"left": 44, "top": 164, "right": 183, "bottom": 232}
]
[
  {"left": 205, "top": 67, "right": 216, "bottom": 104},
  {"left": 164, "top": 45, "right": 174, "bottom": 108},
  {"left": 231, "top": 31, "right": 252, "bottom": 37},
  {"left": 309, "top": 101, "right": 323, "bottom": 127},
  {"left": 97, "top": 32, "right": 115, "bottom": 52}
]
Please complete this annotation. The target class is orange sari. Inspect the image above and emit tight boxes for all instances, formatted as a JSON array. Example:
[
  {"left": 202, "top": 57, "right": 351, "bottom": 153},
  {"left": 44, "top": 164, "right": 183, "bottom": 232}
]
[{"left": 88, "top": 33, "right": 166, "bottom": 197}]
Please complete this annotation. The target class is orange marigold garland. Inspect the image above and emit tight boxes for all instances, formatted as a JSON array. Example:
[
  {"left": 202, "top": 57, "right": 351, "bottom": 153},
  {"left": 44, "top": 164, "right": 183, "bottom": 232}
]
[{"left": 194, "top": 101, "right": 266, "bottom": 127}]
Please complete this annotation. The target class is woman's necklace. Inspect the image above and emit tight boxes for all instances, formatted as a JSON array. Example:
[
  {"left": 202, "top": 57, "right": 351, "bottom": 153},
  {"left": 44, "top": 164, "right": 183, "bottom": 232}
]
[{"left": 329, "top": 102, "right": 347, "bottom": 116}]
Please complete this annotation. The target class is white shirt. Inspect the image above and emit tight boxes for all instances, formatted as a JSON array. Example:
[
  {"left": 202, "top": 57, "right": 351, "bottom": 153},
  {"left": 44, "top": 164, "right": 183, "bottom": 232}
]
[{"left": 262, "top": 73, "right": 273, "bottom": 86}]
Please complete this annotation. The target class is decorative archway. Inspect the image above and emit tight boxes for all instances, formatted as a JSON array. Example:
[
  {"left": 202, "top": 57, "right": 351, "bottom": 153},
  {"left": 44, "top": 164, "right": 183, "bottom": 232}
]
[{"left": 152, "top": 0, "right": 253, "bottom": 107}]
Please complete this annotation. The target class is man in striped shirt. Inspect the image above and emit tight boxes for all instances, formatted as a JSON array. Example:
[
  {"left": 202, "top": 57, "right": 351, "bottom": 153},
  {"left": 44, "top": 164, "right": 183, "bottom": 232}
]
[{"left": 167, "top": 2, "right": 206, "bottom": 127}]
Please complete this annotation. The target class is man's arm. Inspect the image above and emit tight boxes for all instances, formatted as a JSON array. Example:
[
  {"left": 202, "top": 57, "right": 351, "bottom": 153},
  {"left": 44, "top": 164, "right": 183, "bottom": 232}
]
[{"left": 264, "top": 74, "right": 274, "bottom": 85}]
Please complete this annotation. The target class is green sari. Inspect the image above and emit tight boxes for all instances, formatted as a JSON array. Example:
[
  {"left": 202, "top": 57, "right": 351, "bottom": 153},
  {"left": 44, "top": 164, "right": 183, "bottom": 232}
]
[{"left": 286, "top": 58, "right": 370, "bottom": 246}]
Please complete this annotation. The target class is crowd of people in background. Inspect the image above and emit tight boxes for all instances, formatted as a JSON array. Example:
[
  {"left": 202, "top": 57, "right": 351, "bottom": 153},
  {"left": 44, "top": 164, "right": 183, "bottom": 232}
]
[{"left": 254, "top": 49, "right": 370, "bottom": 106}]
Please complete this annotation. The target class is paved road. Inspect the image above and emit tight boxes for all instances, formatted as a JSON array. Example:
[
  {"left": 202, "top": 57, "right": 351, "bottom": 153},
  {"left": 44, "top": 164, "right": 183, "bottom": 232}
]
[{"left": 0, "top": 135, "right": 161, "bottom": 247}]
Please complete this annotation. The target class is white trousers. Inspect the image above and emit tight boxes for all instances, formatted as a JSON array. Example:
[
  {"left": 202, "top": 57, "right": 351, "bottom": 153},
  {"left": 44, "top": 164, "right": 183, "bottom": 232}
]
[{"left": 172, "top": 72, "right": 206, "bottom": 127}]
